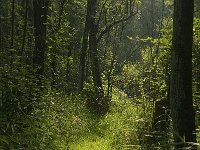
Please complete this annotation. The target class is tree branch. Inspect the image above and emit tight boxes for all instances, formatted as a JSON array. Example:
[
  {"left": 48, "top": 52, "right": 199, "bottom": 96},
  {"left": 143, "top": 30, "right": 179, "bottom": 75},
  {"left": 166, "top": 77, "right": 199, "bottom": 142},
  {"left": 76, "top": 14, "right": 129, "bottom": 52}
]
[
  {"left": 97, "top": 0, "right": 108, "bottom": 28},
  {"left": 97, "top": 1, "right": 138, "bottom": 43}
]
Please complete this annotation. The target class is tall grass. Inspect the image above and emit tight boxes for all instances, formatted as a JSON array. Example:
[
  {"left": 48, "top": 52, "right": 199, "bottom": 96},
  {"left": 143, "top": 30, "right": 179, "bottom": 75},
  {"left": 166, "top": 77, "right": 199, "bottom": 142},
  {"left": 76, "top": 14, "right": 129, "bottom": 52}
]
[{"left": 0, "top": 88, "right": 199, "bottom": 149}]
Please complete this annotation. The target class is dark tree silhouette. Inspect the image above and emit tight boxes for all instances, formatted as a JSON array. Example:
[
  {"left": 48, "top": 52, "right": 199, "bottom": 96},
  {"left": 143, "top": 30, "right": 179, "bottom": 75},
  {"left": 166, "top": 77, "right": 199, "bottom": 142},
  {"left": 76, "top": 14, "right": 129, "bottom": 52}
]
[
  {"left": 170, "top": 0, "right": 197, "bottom": 149},
  {"left": 33, "top": 0, "right": 48, "bottom": 79}
]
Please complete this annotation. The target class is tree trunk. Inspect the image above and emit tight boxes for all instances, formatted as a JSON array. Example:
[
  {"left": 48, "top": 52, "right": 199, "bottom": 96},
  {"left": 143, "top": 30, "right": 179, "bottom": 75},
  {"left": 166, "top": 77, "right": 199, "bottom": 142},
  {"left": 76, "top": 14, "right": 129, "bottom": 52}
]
[
  {"left": 33, "top": 0, "right": 48, "bottom": 79},
  {"left": 78, "top": 14, "right": 89, "bottom": 91},
  {"left": 170, "top": 0, "right": 197, "bottom": 149},
  {"left": 20, "top": 0, "right": 28, "bottom": 58},
  {"left": 10, "top": 0, "right": 15, "bottom": 66},
  {"left": 79, "top": 0, "right": 108, "bottom": 115},
  {"left": 88, "top": 0, "right": 103, "bottom": 96}
]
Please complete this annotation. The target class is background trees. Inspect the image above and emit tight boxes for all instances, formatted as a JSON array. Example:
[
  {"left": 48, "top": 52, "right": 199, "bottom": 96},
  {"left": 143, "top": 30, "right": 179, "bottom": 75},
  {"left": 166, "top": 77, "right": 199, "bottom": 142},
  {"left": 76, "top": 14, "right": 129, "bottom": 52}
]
[{"left": 0, "top": 0, "right": 199, "bottom": 149}]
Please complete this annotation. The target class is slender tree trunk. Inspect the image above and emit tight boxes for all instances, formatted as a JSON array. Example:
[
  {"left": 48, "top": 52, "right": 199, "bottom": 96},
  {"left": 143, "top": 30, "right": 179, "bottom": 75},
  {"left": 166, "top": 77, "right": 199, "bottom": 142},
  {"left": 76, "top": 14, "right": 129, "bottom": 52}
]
[
  {"left": 170, "top": 0, "right": 197, "bottom": 149},
  {"left": 78, "top": 18, "right": 89, "bottom": 91},
  {"left": 10, "top": 0, "right": 15, "bottom": 66},
  {"left": 79, "top": 0, "right": 108, "bottom": 115},
  {"left": 33, "top": 0, "right": 48, "bottom": 79},
  {"left": 149, "top": 0, "right": 155, "bottom": 37},
  {"left": 88, "top": 0, "right": 109, "bottom": 115},
  {"left": 78, "top": 0, "right": 103, "bottom": 94},
  {"left": 20, "top": 0, "right": 28, "bottom": 58},
  {"left": 89, "top": 17, "right": 104, "bottom": 99},
  {"left": 11, "top": 0, "right": 14, "bottom": 48},
  {"left": 78, "top": 0, "right": 104, "bottom": 95},
  {"left": 0, "top": 1, "right": 2, "bottom": 50}
]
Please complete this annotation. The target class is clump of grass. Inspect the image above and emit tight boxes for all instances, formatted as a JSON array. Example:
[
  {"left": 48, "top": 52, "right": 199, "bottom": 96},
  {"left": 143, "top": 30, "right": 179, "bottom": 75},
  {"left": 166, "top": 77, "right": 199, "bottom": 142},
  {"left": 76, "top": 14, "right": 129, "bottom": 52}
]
[
  {"left": 99, "top": 87, "right": 142, "bottom": 149},
  {"left": 32, "top": 90, "right": 97, "bottom": 149}
]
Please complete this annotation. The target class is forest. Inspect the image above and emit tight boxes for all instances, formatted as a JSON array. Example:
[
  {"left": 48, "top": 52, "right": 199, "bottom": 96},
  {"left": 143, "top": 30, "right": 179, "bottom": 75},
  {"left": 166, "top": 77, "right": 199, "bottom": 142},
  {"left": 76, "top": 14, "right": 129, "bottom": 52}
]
[{"left": 0, "top": 0, "right": 199, "bottom": 149}]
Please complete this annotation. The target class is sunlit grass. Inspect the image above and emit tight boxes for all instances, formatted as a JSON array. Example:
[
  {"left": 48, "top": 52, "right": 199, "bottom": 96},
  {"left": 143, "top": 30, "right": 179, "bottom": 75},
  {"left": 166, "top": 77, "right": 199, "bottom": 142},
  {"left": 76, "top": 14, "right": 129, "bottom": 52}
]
[
  {"left": 69, "top": 136, "right": 112, "bottom": 150},
  {"left": 68, "top": 87, "right": 142, "bottom": 150},
  {"left": 2, "top": 88, "right": 198, "bottom": 149}
]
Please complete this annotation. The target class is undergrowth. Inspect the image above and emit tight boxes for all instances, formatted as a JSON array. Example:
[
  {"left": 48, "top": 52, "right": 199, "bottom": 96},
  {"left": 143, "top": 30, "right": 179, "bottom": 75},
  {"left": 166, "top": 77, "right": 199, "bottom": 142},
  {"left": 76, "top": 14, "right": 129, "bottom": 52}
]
[{"left": 0, "top": 87, "right": 199, "bottom": 149}]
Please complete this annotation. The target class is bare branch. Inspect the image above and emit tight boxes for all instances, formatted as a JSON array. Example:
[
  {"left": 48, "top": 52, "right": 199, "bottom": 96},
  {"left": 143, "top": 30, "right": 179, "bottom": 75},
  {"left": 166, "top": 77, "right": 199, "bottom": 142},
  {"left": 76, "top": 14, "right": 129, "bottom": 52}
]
[
  {"left": 97, "top": 0, "right": 108, "bottom": 27},
  {"left": 97, "top": 2, "right": 138, "bottom": 43}
]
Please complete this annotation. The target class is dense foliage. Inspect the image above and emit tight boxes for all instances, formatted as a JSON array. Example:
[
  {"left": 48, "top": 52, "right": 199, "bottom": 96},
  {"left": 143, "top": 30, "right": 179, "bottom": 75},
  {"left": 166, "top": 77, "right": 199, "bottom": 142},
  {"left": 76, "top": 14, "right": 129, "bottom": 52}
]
[{"left": 0, "top": 0, "right": 199, "bottom": 149}]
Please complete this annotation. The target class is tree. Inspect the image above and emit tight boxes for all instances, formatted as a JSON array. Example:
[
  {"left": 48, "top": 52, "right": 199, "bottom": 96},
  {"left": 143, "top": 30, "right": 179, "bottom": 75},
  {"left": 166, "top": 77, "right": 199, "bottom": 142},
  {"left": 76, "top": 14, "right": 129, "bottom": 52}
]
[
  {"left": 79, "top": 0, "right": 107, "bottom": 115},
  {"left": 20, "top": 0, "right": 28, "bottom": 58},
  {"left": 33, "top": 0, "right": 48, "bottom": 79},
  {"left": 78, "top": 0, "right": 138, "bottom": 115},
  {"left": 170, "top": 0, "right": 197, "bottom": 149},
  {"left": 78, "top": 0, "right": 90, "bottom": 92}
]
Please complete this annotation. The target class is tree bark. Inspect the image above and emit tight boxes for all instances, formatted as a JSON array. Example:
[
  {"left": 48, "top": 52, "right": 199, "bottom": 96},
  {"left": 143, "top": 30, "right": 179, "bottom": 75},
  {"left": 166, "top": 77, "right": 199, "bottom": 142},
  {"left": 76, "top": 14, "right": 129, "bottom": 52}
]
[
  {"left": 11, "top": 0, "right": 14, "bottom": 49},
  {"left": 78, "top": 11, "right": 89, "bottom": 91},
  {"left": 78, "top": 0, "right": 108, "bottom": 115},
  {"left": 170, "top": 0, "right": 197, "bottom": 149},
  {"left": 88, "top": 0, "right": 103, "bottom": 96},
  {"left": 20, "top": 0, "right": 28, "bottom": 58},
  {"left": 10, "top": 0, "right": 15, "bottom": 66},
  {"left": 33, "top": 0, "right": 48, "bottom": 79},
  {"left": 88, "top": 0, "right": 109, "bottom": 115}
]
